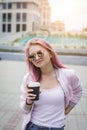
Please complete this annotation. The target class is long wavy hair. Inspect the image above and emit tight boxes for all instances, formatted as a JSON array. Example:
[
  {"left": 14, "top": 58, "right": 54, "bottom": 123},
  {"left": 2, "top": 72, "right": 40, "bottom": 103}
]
[{"left": 25, "top": 38, "right": 65, "bottom": 81}]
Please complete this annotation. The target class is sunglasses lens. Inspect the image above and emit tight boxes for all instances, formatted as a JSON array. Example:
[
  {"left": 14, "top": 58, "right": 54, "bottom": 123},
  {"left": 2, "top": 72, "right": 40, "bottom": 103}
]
[
  {"left": 28, "top": 51, "right": 44, "bottom": 61},
  {"left": 37, "top": 51, "right": 44, "bottom": 57},
  {"left": 28, "top": 54, "right": 35, "bottom": 60}
]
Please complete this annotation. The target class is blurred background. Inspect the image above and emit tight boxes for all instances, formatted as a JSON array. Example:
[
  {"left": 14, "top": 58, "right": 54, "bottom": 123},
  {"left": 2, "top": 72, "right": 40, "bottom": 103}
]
[
  {"left": 0, "top": 0, "right": 87, "bottom": 130},
  {"left": 0, "top": 0, "right": 87, "bottom": 51}
]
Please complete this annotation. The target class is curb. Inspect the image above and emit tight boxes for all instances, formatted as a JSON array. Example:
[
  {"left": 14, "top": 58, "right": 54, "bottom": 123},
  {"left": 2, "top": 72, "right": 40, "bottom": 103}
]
[{"left": 0, "top": 45, "right": 87, "bottom": 56}]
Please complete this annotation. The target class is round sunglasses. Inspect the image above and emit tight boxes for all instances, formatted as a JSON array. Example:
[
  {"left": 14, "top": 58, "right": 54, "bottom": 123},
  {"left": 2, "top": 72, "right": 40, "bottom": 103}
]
[{"left": 28, "top": 50, "right": 44, "bottom": 61}]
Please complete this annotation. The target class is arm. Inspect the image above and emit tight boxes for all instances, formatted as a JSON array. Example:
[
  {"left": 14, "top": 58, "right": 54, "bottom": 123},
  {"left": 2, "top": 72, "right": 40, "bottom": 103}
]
[
  {"left": 20, "top": 74, "right": 35, "bottom": 114},
  {"left": 70, "top": 70, "right": 83, "bottom": 103},
  {"left": 65, "top": 70, "right": 83, "bottom": 114},
  {"left": 65, "top": 105, "right": 73, "bottom": 115}
]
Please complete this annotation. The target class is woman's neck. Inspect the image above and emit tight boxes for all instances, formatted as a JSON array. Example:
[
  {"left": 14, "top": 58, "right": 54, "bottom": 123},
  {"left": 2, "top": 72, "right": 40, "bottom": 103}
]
[{"left": 41, "top": 63, "right": 55, "bottom": 76}]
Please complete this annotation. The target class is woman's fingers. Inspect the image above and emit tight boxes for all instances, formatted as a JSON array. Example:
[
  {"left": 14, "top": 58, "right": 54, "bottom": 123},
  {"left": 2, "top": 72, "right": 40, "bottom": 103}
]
[
  {"left": 26, "top": 90, "right": 36, "bottom": 100},
  {"left": 27, "top": 88, "right": 33, "bottom": 92},
  {"left": 27, "top": 93, "right": 36, "bottom": 97},
  {"left": 27, "top": 96, "right": 36, "bottom": 100}
]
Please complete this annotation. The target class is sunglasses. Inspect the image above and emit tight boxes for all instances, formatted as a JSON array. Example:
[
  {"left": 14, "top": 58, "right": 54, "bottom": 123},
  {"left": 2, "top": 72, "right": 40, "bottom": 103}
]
[{"left": 28, "top": 51, "right": 44, "bottom": 61}]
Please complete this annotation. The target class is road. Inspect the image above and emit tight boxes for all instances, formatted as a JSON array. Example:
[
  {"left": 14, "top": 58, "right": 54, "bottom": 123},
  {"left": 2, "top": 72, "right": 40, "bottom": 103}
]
[{"left": 0, "top": 52, "right": 87, "bottom": 65}]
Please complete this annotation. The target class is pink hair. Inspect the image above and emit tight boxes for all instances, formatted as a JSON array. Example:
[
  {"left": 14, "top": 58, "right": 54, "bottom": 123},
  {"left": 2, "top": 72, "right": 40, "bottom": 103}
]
[{"left": 25, "top": 38, "right": 65, "bottom": 81}]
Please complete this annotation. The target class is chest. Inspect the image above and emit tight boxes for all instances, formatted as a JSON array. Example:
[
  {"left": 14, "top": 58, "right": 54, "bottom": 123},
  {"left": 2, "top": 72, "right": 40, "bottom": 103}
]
[
  {"left": 40, "top": 76, "right": 59, "bottom": 89},
  {"left": 35, "top": 85, "right": 64, "bottom": 105}
]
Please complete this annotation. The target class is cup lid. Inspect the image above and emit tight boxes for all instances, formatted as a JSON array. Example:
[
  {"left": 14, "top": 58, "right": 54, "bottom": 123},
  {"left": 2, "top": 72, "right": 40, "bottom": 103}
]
[{"left": 29, "top": 82, "right": 40, "bottom": 87}]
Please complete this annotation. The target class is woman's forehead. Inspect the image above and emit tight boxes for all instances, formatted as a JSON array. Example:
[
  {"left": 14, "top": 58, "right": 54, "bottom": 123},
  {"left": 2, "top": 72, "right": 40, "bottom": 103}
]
[{"left": 29, "top": 44, "right": 46, "bottom": 53}]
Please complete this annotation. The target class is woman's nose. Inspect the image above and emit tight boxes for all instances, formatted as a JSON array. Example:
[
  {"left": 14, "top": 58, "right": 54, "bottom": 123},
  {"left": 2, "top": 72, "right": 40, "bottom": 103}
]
[{"left": 35, "top": 54, "right": 40, "bottom": 60}]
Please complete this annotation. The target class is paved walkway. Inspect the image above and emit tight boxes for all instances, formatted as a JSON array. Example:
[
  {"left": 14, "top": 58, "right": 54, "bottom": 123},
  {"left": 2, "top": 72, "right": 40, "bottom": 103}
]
[{"left": 0, "top": 60, "right": 87, "bottom": 130}]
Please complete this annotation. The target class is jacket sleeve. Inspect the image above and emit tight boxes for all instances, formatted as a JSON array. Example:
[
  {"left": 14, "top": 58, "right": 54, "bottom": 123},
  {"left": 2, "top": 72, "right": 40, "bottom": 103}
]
[
  {"left": 69, "top": 70, "right": 83, "bottom": 107},
  {"left": 20, "top": 73, "right": 33, "bottom": 114}
]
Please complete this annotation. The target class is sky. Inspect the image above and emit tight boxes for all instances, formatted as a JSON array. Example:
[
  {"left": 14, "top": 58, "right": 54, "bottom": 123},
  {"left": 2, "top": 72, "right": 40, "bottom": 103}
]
[{"left": 49, "top": 0, "right": 87, "bottom": 31}]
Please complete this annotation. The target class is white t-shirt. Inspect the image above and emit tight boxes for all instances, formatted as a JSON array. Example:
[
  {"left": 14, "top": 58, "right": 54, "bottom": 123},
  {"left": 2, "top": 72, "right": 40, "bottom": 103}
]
[{"left": 31, "top": 85, "right": 65, "bottom": 128}]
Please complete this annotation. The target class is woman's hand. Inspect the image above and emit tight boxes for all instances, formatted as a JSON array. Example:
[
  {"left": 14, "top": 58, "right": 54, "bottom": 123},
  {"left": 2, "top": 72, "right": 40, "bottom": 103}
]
[
  {"left": 26, "top": 85, "right": 36, "bottom": 105},
  {"left": 65, "top": 105, "right": 73, "bottom": 115}
]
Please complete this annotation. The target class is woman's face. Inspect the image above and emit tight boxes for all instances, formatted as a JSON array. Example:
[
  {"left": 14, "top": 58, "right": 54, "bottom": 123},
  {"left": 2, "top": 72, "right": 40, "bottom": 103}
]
[{"left": 28, "top": 44, "right": 52, "bottom": 68}]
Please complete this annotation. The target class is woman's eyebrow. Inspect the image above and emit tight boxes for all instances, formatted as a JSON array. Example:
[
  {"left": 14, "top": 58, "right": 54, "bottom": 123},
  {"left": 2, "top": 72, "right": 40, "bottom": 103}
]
[{"left": 29, "top": 50, "right": 42, "bottom": 55}]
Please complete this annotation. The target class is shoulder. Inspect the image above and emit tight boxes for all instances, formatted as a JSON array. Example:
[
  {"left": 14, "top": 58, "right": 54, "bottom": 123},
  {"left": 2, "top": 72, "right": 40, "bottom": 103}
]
[
  {"left": 57, "top": 68, "right": 80, "bottom": 82},
  {"left": 23, "top": 73, "right": 30, "bottom": 80},
  {"left": 58, "top": 68, "right": 76, "bottom": 77},
  {"left": 22, "top": 73, "right": 32, "bottom": 83},
  {"left": 58, "top": 68, "right": 81, "bottom": 84},
  {"left": 21, "top": 73, "right": 32, "bottom": 92}
]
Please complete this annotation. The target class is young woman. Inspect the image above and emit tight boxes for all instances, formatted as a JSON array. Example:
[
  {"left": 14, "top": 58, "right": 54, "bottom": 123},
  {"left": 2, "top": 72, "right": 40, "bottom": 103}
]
[{"left": 20, "top": 38, "right": 82, "bottom": 130}]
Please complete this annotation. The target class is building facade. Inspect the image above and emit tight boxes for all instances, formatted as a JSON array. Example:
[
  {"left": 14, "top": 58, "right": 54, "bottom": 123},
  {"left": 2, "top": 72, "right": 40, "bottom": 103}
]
[
  {"left": 39, "top": 0, "right": 51, "bottom": 32},
  {"left": 51, "top": 21, "right": 65, "bottom": 33},
  {"left": 0, "top": 0, "right": 64, "bottom": 35},
  {"left": 0, "top": 0, "right": 41, "bottom": 35}
]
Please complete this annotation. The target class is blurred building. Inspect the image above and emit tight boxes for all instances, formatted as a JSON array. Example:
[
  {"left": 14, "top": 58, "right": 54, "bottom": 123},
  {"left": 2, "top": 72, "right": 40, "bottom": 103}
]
[
  {"left": 0, "top": 0, "right": 65, "bottom": 35},
  {"left": 39, "top": 0, "right": 51, "bottom": 33},
  {"left": 51, "top": 21, "right": 65, "bottom": 32},
  {"left": 0, "top": 0, "right": 40, "bottom": 35}
]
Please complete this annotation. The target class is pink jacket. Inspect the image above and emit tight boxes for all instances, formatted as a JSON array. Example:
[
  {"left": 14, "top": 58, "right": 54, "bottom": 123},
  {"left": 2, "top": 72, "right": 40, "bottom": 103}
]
[{"left": 20, "top": 68, "right": 82, "bottom": 130}]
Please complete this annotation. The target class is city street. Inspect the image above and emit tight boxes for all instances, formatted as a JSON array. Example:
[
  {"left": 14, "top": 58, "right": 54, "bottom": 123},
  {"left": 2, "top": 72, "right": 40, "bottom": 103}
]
[
  {"left": 0, "top": 51, "right": 87, "bottom": 65},
  {"left": 0, "top": 60, "right": 87, "bottom": 130}
]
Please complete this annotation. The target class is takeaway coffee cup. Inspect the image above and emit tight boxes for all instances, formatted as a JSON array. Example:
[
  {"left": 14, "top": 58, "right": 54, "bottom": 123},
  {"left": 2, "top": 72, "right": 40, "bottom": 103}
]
[{"left": 28, "top": 82, "right": 40, "bottom": 101}]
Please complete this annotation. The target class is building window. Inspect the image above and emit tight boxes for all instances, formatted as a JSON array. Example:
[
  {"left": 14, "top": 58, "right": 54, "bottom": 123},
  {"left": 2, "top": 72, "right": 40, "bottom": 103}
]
[
  {"left": 23, "top": 3, "right": 27, "bottom": 8},
  {"left": 16, "top": 13, "right": 21, "bottom": 21},
  {"left": 2, "top": 24, "right": 6, "bottom": 32},
  {"left": 16, "top": 24, "right": 20, "bottom": 32},
  {"left": 22, "top": 13, "right": 26, "bottom": 22},
  {"left": 7, "top": 24, "right": 11, "bottom": 32},
  {"left": 2, "top": 13, "right": 6, "bottom": 22},
  {"left": 8, "top": 13, "right": 12, "bottom": 22},
  {"left": 16, "top": 3, "right": 21, "bottom": 8},
  {"left": 8, "top": 3, "right": 12, "bottom": 9},
  {"left": 2, "top": 3, "right": 7, "bottom": 9},
  {"left": 22, "top": 24, "right": 26, "bottom": 31}
]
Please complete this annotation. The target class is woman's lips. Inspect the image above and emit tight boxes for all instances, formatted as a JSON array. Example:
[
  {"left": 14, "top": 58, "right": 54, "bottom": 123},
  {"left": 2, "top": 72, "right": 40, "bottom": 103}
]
[{"left": 36, "top": 59, "right": 43, "bottom": 64}]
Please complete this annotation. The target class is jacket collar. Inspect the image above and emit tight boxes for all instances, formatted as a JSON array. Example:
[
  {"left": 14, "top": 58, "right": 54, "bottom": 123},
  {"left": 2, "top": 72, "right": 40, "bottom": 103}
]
[{"left": 55, "top": 68, "right": 69, "bottom": 97}]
